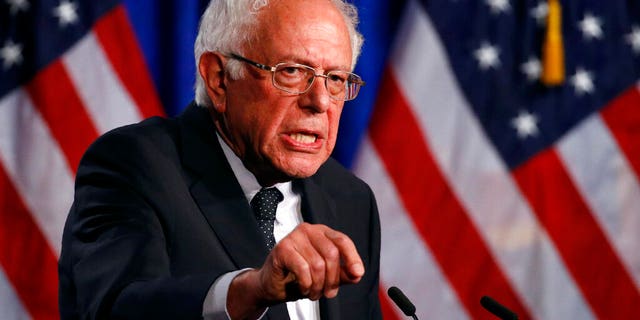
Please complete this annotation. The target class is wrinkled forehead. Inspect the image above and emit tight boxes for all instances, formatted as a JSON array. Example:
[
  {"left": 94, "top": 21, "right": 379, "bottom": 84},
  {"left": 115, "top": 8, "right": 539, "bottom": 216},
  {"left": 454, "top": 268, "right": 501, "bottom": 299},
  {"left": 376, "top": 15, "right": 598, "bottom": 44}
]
[{"left": 249, "top": 0, "right": 352, "bottom": 65}]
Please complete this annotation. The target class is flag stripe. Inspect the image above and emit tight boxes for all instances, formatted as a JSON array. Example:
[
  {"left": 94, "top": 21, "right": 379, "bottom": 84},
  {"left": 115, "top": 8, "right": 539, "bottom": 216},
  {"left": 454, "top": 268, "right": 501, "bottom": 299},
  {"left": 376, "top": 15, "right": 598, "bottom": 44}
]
[
  {"left": 385, "top": 1, "right": 595, "bottom": 318},
  {"left": 356, "top": 137, "right": 469, "bottom": 319},
  {"left": 558, "top": 109, "right": 640, "bottom": 290},
  {"left": 0, "top": 165, "right": 59, "bottom": 320},
  {"left": 600, "top": 84, "right": 640, "bottom": 181},
  {"left": 63, "top": 32, "right": 144, "bottom": 134},
  {"left": 513, "top": 149, "right": 640, "bottom": 318},
  {"left": 1, "top": 2, "right": 164, "bottom": 319},
  {"left": 380, "top": 2, "right": 593, "bottom": 319},
  {"left": 378, "top": 289, "right": 401, "bottom": 320},
  {"left": 0, "top": 90, "right": 75, "bottom": 256},
  {"left": 24, "top": 61, "right": 100, "bottom": 174},
  {"left": 1, "top": 0, "right": 637, "bottom": 318},
  {"left": 0, "top": 267, "right": 30, "bottom": 320},
  {"left": 93, "top": 5, "right": 165, "bottom": 119},
  {"left": 369, "top": 68, "right": 532, "bottom": 319}
]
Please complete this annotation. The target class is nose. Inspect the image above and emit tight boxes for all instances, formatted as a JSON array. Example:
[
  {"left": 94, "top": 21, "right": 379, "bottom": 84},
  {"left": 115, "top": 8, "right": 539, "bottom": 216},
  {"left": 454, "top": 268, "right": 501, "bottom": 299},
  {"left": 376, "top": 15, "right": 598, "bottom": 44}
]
[{"left": 298, "top": 75, "right": 332, "bottom": 113}]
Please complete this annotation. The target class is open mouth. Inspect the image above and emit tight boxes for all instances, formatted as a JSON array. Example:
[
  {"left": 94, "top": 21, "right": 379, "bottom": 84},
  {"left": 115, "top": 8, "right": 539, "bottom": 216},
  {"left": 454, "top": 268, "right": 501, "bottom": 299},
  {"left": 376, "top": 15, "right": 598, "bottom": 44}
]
[{"left": 289, "top": 132, "right": 317, "bottom": 144}]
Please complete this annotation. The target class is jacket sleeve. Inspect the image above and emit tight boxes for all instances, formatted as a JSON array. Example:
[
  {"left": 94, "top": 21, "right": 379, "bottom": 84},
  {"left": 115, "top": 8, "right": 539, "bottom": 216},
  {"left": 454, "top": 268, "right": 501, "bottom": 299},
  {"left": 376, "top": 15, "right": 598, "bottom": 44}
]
[{"left": 58, "top": 127, "right": 220, "bottom": 320}]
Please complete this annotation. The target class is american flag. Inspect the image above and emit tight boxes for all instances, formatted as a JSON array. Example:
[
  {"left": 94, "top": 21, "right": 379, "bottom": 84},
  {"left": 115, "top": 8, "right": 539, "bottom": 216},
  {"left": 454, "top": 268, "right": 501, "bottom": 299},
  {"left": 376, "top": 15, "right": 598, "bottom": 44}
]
[
  {"left": 2, "top": 0, "right": 640, "bottom": 319},
  {"left": 353, "top": 0, "right": 640, "bottom": 319},
  {"left": 0, "top": 0, "right": 163, "bottom": 318}
]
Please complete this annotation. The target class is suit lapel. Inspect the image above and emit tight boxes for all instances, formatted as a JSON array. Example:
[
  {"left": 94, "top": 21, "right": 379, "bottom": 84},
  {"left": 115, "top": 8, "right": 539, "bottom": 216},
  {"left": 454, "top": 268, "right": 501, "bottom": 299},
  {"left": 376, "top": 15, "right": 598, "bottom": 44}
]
[
  {"left": 179, "top": 105, "right": 340, "bottom": 319},
  {"left": 179, "top": 104, "right": 269, "bottom": 268},
  {"left": 297, "top": 177, "right": 337, "bottom": 228},
  {"left": 189, "top": 181, "right": 269, "bottom": 267}
]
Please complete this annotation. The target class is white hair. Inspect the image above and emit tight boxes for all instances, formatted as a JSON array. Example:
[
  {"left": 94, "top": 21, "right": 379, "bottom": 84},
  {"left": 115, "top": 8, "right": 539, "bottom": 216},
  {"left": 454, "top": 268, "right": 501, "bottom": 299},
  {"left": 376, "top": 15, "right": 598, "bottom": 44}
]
[{"left": 193, "top": 0, "right": 364, "bottom": 107}]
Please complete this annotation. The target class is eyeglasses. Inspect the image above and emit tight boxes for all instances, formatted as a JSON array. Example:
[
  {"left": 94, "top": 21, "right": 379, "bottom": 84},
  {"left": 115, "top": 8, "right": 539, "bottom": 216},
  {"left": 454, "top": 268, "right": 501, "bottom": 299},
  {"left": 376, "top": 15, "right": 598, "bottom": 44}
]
[{"left": 227, "top": 53, "right": 365, "bottom": 101}]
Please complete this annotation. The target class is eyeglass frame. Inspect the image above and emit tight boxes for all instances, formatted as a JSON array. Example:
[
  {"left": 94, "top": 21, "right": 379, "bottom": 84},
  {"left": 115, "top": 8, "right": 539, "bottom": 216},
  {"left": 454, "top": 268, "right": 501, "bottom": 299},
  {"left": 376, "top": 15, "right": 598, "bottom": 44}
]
[{"left": 225, "top": 53, "right": 365, "bottom": 101}]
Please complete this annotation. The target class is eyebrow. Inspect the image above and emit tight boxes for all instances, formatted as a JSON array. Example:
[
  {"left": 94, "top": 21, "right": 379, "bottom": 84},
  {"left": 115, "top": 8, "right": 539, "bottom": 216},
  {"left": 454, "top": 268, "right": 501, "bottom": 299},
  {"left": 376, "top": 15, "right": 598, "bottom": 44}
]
[{"left": 276, "top": 54, "right": 350, "bottom": 71}]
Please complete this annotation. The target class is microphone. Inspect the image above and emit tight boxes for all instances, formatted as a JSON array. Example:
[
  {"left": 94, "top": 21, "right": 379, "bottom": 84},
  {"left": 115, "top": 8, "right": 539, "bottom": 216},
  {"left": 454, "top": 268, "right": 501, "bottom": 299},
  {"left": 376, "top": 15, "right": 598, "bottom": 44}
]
[
  {"left": 480, "top": 296, "right": 518, "bottom": 320},
  {"left": 387, "top": 286, "right": 419, "bottom": 320}
]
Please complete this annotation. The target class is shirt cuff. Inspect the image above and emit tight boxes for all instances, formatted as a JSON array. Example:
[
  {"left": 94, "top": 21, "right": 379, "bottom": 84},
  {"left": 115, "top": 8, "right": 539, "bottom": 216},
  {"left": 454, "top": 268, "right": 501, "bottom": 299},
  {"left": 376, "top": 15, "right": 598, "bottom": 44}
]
[{"left": 202, "top": 269, "right": 269, "bottom": 320}]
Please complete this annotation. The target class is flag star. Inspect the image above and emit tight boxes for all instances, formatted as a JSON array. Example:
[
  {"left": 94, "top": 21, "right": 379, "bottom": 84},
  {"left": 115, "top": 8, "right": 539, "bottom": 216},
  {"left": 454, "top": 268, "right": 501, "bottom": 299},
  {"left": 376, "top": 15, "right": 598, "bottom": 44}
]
[
  {"left": 570, "top": 68, "right": 595, "bottom": 95},
  {"left": 521, "top": 57, "right": 541, "bottom": 81},
  {"left": 578, "top": 13, "right": 603, "bottom": 40},
  {"left": 474, "top": 42, "right": 501, "bottom": 70},
  {"left": 6, "top": 0, "right": 30, "bottom": 15},
  {"left": 53, "top": 0, "right": 79, "bottom": 27},
  {"left": 486, "top": 0, "right": 510, "bottom": 15},
  {"left": 1, "top": 40, "right": 23, "bottom": 70},
  {"left": 626, "top": 25, "right": 640, "bottom": 54},
  {"left": 511, "top": 111, "right": 539, "bottom": 139},
  {"left": 530, "top": 2, "right": 548, "bottom": 25}
]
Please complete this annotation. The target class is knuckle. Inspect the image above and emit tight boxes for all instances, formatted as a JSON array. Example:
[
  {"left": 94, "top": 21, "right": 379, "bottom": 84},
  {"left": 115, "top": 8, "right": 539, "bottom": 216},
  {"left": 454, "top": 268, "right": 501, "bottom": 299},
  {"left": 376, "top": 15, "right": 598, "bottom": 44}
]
[
  {"left": 326, "top": 228, "right": 346, "bottom": 239},
  {"left": 276, "top": 238, "right": 294, "bottom": 251},
  {"left": 298, "top": 273, "right": 312, "bottom": 288},
  {"left": 271, "top": 244, "right": 285, "bottom": 256},
  {"left": 310, "top": 258, "right": 326, "bottom": 272},
  {"left": 325, "top": 246, "right": 340, "bottom": 260},
  {"left": 298, "top": 261, "right": 311, "bottom": 274},
  {"left": 297, "top": 222, "right": 313, "bottom": 232},
  {"left": 331, "top": 233, "right": 348, "bottom": 245}
]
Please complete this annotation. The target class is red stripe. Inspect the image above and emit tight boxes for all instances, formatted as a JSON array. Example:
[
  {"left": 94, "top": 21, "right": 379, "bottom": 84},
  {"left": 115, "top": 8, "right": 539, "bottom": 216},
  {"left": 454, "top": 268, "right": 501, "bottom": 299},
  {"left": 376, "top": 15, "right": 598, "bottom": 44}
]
[
  {"left": 600, "top": 85, "right": 640, "bottom": 180},
  {"left": 94, "top": 5, "right": 165, "bottom": 119},
  {"left": 379, "top": 288, "right": 402, "bottom": 320},
  {"left": 0, "top": 165, "right": 59, "bottom": 319},
  {"left": 370, "top": 68, "right": 533, "bottom": 319},
  {"left": 512, "top": 148, "right": 640, "bottom": 318},
  {"left": 25, "top": 61, "right": 100, "bottom": 174}
]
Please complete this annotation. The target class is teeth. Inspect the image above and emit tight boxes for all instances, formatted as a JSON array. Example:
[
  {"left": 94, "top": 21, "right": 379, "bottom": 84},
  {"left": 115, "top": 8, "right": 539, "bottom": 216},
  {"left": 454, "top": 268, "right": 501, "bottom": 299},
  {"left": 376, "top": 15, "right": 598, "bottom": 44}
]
[{"left": 290, "top": 133, "right": 317, "bottom": 143}]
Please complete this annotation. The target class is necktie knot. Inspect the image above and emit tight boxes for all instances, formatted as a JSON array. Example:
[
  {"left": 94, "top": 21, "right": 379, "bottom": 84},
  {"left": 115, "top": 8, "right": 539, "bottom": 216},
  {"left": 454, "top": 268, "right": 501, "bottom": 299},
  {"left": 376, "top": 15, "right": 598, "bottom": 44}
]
[{"left": 250, "top": 187, "right": 284, "bottom": 250}]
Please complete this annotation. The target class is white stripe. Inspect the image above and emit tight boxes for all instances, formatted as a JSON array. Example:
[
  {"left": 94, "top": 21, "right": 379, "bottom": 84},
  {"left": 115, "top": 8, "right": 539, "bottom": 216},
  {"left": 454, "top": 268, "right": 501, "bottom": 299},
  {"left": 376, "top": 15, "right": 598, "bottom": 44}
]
[
  {"left": 0, "top": 267, "right": 31, "bottom": 320},
  {"left": 385, "top": 0, "right": 595, "bottom": 318},
  {"left": 557, "top": 112, "right": 640, "bottom": 290},
  {"left": 63, "top": 32, "right": 143, "bottom": 134},
  {"left": 0, "top": 89, "right": 74, "bottom": 256},
  {"left": 354, "top": 138, "right": 469, "bottom": 320}
]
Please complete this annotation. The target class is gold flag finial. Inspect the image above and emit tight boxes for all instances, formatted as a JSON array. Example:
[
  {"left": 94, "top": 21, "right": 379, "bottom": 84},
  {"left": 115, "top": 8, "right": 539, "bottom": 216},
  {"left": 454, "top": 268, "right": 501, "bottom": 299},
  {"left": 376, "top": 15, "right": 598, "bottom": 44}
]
[{"left": 541, "top": 0, "right": 565, "bottom": 85}]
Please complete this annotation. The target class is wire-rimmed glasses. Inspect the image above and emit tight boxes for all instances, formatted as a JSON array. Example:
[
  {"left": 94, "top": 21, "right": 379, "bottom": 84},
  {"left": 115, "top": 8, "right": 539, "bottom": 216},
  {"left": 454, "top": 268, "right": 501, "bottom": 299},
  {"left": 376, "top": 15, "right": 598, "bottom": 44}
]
[{"left": 227, "top": 53, "right": 365, "bottom": 101}]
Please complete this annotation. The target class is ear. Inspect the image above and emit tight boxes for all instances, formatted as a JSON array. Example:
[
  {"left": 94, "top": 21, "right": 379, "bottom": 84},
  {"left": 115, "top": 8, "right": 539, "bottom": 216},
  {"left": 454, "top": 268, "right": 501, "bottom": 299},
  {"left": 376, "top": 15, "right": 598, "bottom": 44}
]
[{"left": 198, "top": 52, "right": 227, "bottom": 113}]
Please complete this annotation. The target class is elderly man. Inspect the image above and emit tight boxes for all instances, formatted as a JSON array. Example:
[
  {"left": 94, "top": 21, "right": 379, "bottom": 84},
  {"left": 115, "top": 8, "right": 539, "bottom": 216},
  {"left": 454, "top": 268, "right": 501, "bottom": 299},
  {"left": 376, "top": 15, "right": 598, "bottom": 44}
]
[{"left": 58, "top": 0, "right": 381, "bottom": 319}]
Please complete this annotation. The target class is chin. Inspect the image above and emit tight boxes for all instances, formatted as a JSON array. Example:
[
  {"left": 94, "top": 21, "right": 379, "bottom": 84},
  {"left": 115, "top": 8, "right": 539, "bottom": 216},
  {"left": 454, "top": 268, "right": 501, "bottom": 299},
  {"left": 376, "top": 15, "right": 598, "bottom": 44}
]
[
  {"left": 282, "top": 164, "right": 321, "bottom": 179},
  {"left": 276, "top": 157, "right": 325, "bottom": 179}
]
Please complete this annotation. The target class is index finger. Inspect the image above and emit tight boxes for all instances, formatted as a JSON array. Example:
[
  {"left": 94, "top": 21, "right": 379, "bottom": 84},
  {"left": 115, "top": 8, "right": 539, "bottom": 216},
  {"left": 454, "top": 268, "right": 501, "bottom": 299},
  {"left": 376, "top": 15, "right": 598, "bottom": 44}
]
[{"left": 324, "top": 229, "right": 364, "bottom": 282}]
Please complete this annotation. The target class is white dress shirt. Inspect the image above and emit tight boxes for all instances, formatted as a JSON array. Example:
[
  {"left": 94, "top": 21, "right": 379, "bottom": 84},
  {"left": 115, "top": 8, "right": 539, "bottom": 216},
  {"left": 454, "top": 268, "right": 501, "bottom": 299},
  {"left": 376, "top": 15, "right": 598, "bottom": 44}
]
[{"left": 202, "top": 135, "right": 320, "bottom": 320}]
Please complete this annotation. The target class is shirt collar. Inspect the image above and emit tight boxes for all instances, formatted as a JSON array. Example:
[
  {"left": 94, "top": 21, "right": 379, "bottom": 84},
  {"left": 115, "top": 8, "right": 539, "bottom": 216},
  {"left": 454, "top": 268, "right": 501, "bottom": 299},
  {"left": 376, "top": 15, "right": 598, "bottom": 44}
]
[{"left": 216, "top": 134, "right": 294, "bottom": 202}]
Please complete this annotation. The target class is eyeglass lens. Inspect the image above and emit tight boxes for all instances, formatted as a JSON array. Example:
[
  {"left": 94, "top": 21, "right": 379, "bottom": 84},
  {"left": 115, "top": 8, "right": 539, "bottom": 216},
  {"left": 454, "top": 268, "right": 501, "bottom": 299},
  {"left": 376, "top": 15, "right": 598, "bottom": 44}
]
[{"left": 273, "top": 64, "right": 361, "bottom": 101}]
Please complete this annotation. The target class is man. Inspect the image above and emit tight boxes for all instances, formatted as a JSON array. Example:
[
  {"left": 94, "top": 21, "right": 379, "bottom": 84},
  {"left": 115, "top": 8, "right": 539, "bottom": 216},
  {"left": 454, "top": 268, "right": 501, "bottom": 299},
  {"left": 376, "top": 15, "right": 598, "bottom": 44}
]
[{"left": 58, "top": 0, "right": 381, "bottom": 319}]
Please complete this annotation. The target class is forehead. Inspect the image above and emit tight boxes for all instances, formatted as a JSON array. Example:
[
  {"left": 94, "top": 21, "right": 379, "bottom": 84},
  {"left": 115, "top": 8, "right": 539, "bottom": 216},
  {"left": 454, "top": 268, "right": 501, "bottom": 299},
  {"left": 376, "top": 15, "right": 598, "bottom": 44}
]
[{"left": 251, "top": 0, "right": 352, "bottom": 69}]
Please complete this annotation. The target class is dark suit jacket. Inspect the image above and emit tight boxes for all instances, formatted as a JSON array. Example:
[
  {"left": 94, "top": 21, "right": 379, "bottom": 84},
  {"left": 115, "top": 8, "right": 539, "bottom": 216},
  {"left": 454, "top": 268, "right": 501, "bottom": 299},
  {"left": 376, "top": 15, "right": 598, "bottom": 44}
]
[{"left": 58, "top": 103, "right": 382, "bottom": 320}]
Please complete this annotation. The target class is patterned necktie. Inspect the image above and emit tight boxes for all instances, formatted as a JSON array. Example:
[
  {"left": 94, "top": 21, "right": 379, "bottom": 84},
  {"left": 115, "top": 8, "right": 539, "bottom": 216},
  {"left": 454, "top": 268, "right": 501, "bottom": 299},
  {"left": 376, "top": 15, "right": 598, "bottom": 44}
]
[{"left": 250, "top": 187, "right": 284, "bottom": 250}]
